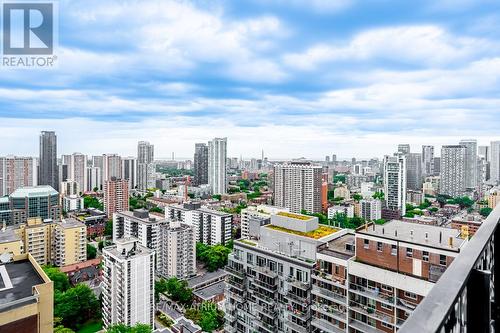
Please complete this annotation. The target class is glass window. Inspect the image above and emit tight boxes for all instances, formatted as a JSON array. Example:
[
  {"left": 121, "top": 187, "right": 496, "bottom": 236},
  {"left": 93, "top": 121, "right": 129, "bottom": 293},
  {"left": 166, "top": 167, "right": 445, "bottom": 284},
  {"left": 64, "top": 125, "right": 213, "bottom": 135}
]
[
  {"left": 377, "top": 242, "right": 383, "bottom": 252},
  {"left": 391, "top": 245, "right": 397, "bottom": 256},
  {"left": 363, "top": 239, "right": 369, "bottom": 249},
  {"left": 422, "top": 251, "right": 429, "bottom": 262},
  {"left": 440, "top": 255, "right": 446, "bottom": 266},
  {"left": 406, "top": 248, "right": 413, "bottom": 258}
]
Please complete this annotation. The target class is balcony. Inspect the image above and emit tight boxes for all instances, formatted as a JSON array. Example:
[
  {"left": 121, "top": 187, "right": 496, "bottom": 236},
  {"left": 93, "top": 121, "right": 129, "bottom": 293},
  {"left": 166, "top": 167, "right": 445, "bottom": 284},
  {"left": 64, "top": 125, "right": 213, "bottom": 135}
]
[
  {"left": 349, "top": 318, "right": 380, "bottom": 333},
  {"left": 313, "top": 305, "right": 346, "bottom": 323},
  {"left": 226, "top": 265, "right": 245, "bottom": 278},
  {"left": 349, "top": 300, "right": 394, "bottom": 325},
  {"left": 312, "top": 285, "right": 346, "bottom": 304},
  {"left": 312, "top": 270, "right": 347, "bottom": 289},
  {"left": 311, "top": 318, "right": 344, "bottom": 333},
  {"left": 400, "top": 206, "right": 500, "bottom": 333},
  {"left": 348, "top": 282, "right": 394, "bottom": 306},
  {"left": 286, "top": 320, "right": 308, "bottom": 333}
]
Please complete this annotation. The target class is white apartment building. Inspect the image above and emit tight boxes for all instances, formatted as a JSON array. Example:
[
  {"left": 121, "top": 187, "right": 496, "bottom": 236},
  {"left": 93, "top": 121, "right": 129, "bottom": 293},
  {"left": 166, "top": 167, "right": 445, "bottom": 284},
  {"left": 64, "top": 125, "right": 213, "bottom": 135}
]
[
  {"left": 102, "top": 238, "right": 154, "bottom": 329},
  {"left": 60, "top": 180, "right": 80, "bottom": 196},
  {"left": 328, "top": 205, "right": 355, "bottom": 219},
  {"left": 440, "top": 145, "right": 466, "bottom": 198},
  {"left": 122, "top": 157, "right": 137, "bottom": 190},
  {"left": 490, "top": 141, "right": 500, "bottom": 184},
  {"left": 86, "top": 166, "right": 101, "bottom": 192},
  {"left": 208, "top": 137, "right": 227, "bottom": 195},
  {"left": 113, "top": 209, "right": 196, "bottom": 278},
  {"left": 63, "top": 194, "right": 84, "bottom": 212},
  {"left": 103, "top": 154, "right": 122, "bottom": 182},
  {"left": 360, "top": 199, "right": 382, "bottom": 221},
  {"left": 383, "top": 155, "right": 407, "bottom": 216},
  {"left": 273, "top": 161, "right": 323, "bottom": 213},
  {"left": 459, "top": 139, "right": 478, "bottom": 190},
  {"left": 165, "top": 203, "right": 232, "bottom": 246},
  {"left": 69, "top": 153, "right": 88, "bottom": 193},
  {"left": 240, "top": 205, "right": 288, "bottom": 240},
  {"left": 137, "top": 141, "right": 155, "bottom": 190}
]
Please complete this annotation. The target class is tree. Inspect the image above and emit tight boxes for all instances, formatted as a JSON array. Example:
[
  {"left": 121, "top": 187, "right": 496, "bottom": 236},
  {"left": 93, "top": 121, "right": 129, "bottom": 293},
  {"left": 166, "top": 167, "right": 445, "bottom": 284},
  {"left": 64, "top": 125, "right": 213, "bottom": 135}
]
[
  {"left": 196, "top": 243, "right": 232, "bottom": 272},
  {"left": 333, "top": 174, "right": 346, "bottom": 183},
  {"left": 352, "top": 194, "right": 363, "bottom": 202},
  {"left": 480, "top": 207, "right": 493, "bottom": 217},
  {"left": 87, "top": 244, "right": 97, "bottom": 260},
  {"left": 149, "top": 206, "right": 163, "bottom": 213},
  {"left": 185, "top": 301, "right": 224, "bottom": 332},
  {"left": 104, "top": 220, "right": 113, "bottom": 237},
  {"left": 84, "top": 195, "right": 103, "bottom": 210},
  {"left": 372, "top": 191, "right": 384, "bottom": 200},
  {"left": 54, "top": 284, "right": 101, "bottom": 329},
  {"left": 53, "top": 317, "right": 75, "bottom": 333},
  {"left": 43, "top": 266, "right": 70, "bottom": 292},
  {"left": 212, "top": 194, "right": 222, "bottom": 201},
  {"left": 105, "top": 323, "right": 152, "bottom": 333},
  {"left": 157, "top": 277, "right": 193, "bottom": 305},
  {"left": 453, "top": 196, "right": 474, "bottom": 209}
]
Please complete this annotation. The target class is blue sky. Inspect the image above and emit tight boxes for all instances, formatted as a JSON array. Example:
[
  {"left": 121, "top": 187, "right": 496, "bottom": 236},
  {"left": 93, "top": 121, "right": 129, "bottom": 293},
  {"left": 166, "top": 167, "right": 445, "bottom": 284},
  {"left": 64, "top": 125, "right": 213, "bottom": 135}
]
[{"left": 1, "top": 0, "right": 500, "bottom": 158}]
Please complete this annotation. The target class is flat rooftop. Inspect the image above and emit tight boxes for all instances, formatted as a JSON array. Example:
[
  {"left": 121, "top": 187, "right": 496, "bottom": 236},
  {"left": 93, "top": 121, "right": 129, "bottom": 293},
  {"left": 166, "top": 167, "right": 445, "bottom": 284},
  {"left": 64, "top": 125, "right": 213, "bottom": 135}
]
[
  {"left": 0, "top": 228, "right": 20, "bottom": 243},
  {"left": 0, "top": 260, "right": 44, "bottom": 312},
  {"left": 318, "top": 233, "right": 355, "bottom": 260},
  {"left": 276, "top": 211, "right": 315, "bottom": 221},
  {"left": 58, "top": 218, "right": 86, "bottom": 229},
  {"left": 10, "top": 186, "right": 58, "bottom": 198},
  {"left": 357, "top": 220, "right": 466, "bottom": 251},
  {"left": 197, "top": 207, "right": 232, "bottom": 217},
  {"left": 187, "top": 269, "right": 227, "bottom": 289},
  {"left": 118, "top": 210, "right": 167, "bottom": 223},
  {"left": 193, "top": 281, "right": 226, "bottom": 300}
]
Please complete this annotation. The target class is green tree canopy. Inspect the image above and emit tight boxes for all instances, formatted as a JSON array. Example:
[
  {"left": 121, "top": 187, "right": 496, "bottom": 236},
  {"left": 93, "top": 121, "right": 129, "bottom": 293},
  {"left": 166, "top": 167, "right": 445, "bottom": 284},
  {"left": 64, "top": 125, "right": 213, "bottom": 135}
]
[
  {"left": 480, "top": 207, "right": 493, "bottom": 217},
  {"left": 87, "top": 244, "right": 97, "bottom": 260},
  {"left": 54, "top": 284, "right": 100, "bottom": 330},
  {"left": 104, "top": 220, "right": 113, "bottom": 236},
  {"left": 196, "top": 242, "right": 232, "bottom": 272},
  {"left": 156, "top": 277, "right": 193, "bottom": 305},
  {"left": 42, "top": 266, "right": 70, "bottom": 292},
  {"left": 105, "top": 323, "right": 152, "bottom": 333},
  {"left": 83, "top": 195, "right": 103, "bottom": 210}
]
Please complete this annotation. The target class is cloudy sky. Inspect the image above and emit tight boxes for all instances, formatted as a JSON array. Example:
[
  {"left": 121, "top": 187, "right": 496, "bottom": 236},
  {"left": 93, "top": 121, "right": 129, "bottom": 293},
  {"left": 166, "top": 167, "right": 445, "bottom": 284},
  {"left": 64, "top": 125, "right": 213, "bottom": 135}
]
[{"left": 1, "top": 0, "right": 499, "bottom": 159}]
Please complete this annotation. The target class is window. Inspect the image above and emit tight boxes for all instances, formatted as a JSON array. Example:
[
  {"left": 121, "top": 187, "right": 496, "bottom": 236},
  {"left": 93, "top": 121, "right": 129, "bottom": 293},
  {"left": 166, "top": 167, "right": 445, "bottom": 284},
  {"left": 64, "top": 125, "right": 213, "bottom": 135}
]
[
  {"left": 404, "top": 291, "right": 417, "bottom": 300},
  {"left": 377, "top": 242, "right": 383, "bottom": 252},
  {"left": 247, "top": 253, "right": 253, "bottom": 264},
  {"left": 335, "top": 265, "right": 339, "bottom": 275},
  {"left": 440, "top": 255, "right": 447, "bottom": 266},
  {"left": 422, "top": 251, "right": 429, "bottom": 262},
  {"left": 381, "top": 284, "right": 393, "bottom": 292},
  {"left": 380, "top": 303, "right": 393, "bottom": 310},
  {"left": 406, "top": 248, "right": 413, "bottom": 258},
  {"left": 381, "top": 322, "right": 393, "bottom": 329},
  {"left": 391, "top": 245, "right": 397, "bottom": 256},
  {"left": 363, "top": 239, "right": 369, "bottom": 249}
]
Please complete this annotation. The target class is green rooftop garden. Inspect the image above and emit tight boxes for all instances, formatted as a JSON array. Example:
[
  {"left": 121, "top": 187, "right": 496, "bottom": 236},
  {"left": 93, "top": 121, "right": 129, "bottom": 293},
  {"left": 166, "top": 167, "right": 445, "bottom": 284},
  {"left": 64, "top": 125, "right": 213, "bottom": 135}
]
[
  {"left": 276, "top": 211, "right": 313, "bottom": 221},
  {"left": 266, "top": 224, "right": 338, "bottom": 239}
]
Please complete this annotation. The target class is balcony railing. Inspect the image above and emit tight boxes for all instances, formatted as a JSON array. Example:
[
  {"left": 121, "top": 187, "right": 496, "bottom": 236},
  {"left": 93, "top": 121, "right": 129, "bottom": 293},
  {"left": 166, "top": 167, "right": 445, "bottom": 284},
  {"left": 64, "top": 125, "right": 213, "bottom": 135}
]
[{"left": 400, "top": 205, "right": 500, "bottom": 332}]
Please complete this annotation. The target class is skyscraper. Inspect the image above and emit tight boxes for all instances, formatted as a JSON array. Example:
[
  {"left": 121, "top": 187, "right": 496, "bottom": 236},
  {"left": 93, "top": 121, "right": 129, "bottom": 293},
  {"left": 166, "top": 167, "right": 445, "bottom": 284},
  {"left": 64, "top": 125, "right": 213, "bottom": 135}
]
[
  {"left": 478, "top": 145, "right": 490, "bottom": 162},
  {"left": 490, "top": 141, "right": 500, "bottom": 184},
  {"left": 193, "top": 143, "right": 208, "bottom": 186},
  {"left": 103, "top": 154, "right": 122, "bottom": 182},
  {"left": 440, "top": 145, "right": 466, "bottom": 197},
  {"left": 39, "top": 131, "right": 58, "bottom": 190},
  {"left": 459, "top": 139, "right": 478, "bottom": 190},
  {"left": 398, "top": 144, "right": 410, "bottom": 155},
  {"left": 0, "top": 156, "right": 37, "bottom": 196},
  {"left": 407, "top": 153, "right": 423, "bottom": 190},
  {"left": 208, "top": 137, "right": 227, "bottom": 195},
  {"left": 422, "top": 145, "right": 434, "bottom": 176},
  {"left": 383, "top": 155, "right": 406, "bottom": 217},
  {"left": 273, "top": 161, "right": 322, "bottom": 213},
  {"left": 69, "top": 153, "right": 88, "bottom": 193},
  {"left": 103, "top": 177, "right": 129, "bottom": 217},
  {"left": 102, "top": 238, "right": 154, "bottom": 329},
  {"left": 137, "top": 141, "right": 155, "bottom": 190},
  {"left": 122, "top": 156, "right": 137, "bottom": 190}
]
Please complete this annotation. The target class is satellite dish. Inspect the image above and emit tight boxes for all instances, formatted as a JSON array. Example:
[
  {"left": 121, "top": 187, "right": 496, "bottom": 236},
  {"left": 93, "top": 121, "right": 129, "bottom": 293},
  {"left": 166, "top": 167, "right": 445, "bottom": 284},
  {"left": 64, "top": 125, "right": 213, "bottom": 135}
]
[{"left": 0, "top": 252, "right": 12, "bottom": 264}]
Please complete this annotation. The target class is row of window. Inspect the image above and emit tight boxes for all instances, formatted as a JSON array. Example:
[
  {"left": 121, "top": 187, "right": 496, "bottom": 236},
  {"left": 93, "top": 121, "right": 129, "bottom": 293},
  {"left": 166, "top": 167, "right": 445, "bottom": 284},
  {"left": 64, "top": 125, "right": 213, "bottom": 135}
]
[{"left": 363, "top": 239, "right": 447, "bottom": 265}]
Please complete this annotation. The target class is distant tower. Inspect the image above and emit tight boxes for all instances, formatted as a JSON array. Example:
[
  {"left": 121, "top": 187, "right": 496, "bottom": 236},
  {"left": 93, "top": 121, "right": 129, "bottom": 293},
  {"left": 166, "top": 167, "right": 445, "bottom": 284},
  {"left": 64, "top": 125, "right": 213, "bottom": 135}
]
[
  {"left": 208, "top": 138, "right": 227, "bottom": 195},
  {"left": 39, "top": 131, "right": 58, "bottom": 190}
]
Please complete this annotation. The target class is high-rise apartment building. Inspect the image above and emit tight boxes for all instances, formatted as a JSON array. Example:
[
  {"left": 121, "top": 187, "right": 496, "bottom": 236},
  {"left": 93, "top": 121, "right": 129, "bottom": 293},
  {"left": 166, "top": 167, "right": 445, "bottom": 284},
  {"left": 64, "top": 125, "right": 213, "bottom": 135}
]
[
  {"left": 490, "top": 141, "right": 500, "bottom": 184},
  {"left": 432, "top": 157, "right": 441, "bottom": 176},
  {"left": 383, "top": 155, "right": 406, "bottom": 218},
  {"left": 0, "top": 217, "right": 86, "bottom": 267},
  {"left": 113, "top": 209, "right": 196, "bottom": 279},
  {"left": 360, "top": 199, "right": 382, "bottom": 221},
  {"left": 69, "top": 153, "right": 88, "bottom": 193},
  {"left": 92, "top": 155, "right": 104, "bottom": 185},
  {"left": 421, "top": 145, "right": 434, "bottom": 176},
  {"left": 86, "top": 166, "right": 101, "bottom": 191},
  {"left": 407, "top": 153, "right": 423, "bottom": 191},
  {"left": 121, "top": 157, "right": 137, "bottom": 190},
  {"left": 273, "top": 161, "right": 323, "bottom": 213},
  {"left": 0, "top": 156, "right": 37, "bottom": 196},
  {"left": 103, "top": 178, "right": 129, "bottom": 217},
  {"left": 398, "top": 144, "right": 410, "bottom": 155},
  {"left": 459, "top": 139, "right": 478, "bottom": 190},
  {"left": 39, "top": 131, "right": 58, "bottom": 190},
  {"left": 102, "top": 238, "right": 154, "bottom": 329},
  {"left": 478, "top": 145, "right": 490, "bottom": 162},
  {"left": 137, "top": 141, "right": 155, "bottom": 190},
  {"left": 102, "top": 154, "right": 122, "bottom": 182},
  {"left": 440, "top": 145, "right": 466, "bottom": 197},
  {"left": 165, "top": 203, "right": 232, "bottom": 246},
  {"left": 60, "top": 180, "right": 79, "bottom": 196},
  {"left": 208, "top": 138, "right": 227, "bottom": 195},
  {"left": 193, "top": 143, "right": 209, "bottom": 186}
]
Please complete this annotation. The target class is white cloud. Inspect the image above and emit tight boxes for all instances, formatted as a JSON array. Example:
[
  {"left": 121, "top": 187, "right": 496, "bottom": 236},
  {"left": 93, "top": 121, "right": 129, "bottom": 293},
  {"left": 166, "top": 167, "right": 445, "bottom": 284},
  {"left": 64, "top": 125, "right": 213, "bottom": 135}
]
[{"left": 284, "top": 25, "right": 497, "bottom": 70}]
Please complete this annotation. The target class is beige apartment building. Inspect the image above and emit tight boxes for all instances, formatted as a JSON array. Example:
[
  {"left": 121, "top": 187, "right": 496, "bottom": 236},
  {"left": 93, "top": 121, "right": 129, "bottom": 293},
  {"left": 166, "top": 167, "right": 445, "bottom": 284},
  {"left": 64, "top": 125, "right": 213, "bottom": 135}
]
[{"left": 0, "top": 217, "right": 86, "bottom": 267}]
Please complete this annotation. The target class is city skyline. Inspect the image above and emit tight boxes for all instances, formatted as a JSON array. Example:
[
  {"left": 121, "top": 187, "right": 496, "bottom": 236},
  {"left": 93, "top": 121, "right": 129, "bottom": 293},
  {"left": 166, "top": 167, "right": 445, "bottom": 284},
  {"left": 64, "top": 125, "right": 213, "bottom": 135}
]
[{"left": 1, "top": 0, "right": 499, "bottom": 157}]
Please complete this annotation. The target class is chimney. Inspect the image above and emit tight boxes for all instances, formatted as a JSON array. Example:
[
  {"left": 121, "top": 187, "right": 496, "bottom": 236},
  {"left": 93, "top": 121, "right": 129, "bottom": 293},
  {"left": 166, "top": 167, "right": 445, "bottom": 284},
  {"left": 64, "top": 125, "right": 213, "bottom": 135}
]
[
  {"left": 449, "top": 236, "right": 453, "bottom": 247},
  {"left": 395, "top": 230, "right": 397, "bottom": 237},
  {"left": 439, "top": 231, "right": 442, "bottom": 244},
  {"left": 410, "top": 230, "right": 413, "bottom": 238},
  {"left": 425, "top": 232, "right": 428, "bottom": 241},
  {"left": 382, "top": 228, "right": 385, "bottom": 235}
]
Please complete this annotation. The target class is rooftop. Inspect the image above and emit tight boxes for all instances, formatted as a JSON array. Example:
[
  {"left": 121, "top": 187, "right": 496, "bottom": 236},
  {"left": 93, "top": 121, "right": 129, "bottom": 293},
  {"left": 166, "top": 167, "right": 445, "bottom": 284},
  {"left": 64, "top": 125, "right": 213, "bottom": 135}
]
[
  {"left": 193, "top": 281, "right": 226, "bottom": 300},
  {"left": 187, "top": 269, "right": 227, "bottom": 289},
  {"left": 0, "top": 260, "right": 45, "bottom": 312},
  {"left": 357, "top": 220, "right": 466, "bottom": 251},
  {"left": 58, "top": 218, "right": 86, "bottom": 229},
  {"left": 0, "top": 228, "right": 20, "bottom": 243},
  {"left": 276, "top": 211, "right": 314, "bottom": 221},
  {"left": 265, "top": 224, "right": 339, "bottom": 240},
  {"left": 197, "top": 207, "right": 232, "bottom": 217},
  {"left": 10, "top": 186, "right": 58, "bottom": 198},
  {"left": 318, "top": 233, "right": 356, "bottom": 260},
  {"left": 117, "top": 209, "right": 167, "bottom": 223}
]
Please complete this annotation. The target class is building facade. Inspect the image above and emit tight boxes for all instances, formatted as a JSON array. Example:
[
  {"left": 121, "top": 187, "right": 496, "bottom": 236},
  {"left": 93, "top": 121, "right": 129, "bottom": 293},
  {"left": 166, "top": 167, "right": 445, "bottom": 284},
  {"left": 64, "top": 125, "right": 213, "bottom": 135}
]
[
  {"left": 39, "top": 131, "right": 58, "bottom": 190},
  {"left": 459, "top": 139, "right": 478, "bottom": 190},
  {"left": 137, "top": 141, "right": 155, "bottom": 190},
  {"left": 208, "top": 138, "right": 227, "bottom": 195},
  {"left": 383, "top": 155, "right": 407, "bottom": 217},
  {"left": 0, "top": 156, "right": 37, "bottom": 197},
  {"left": 194, "top": 143, "right": 209, "bottom": 186},
  {"left": 103, "top": 178, "right": 129, "bottom": 217},
  {"left": 440, "top": 145, "right": 466, "bottom": 198}
]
